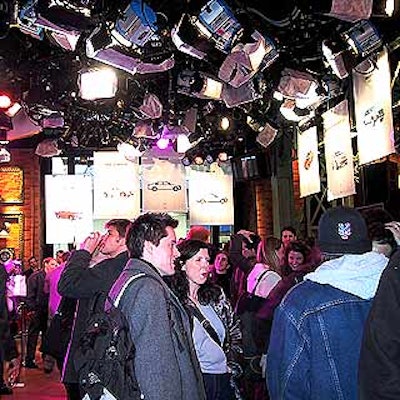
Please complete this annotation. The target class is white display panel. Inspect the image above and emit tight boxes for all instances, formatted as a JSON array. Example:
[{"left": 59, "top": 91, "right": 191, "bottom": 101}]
[
  {"left": 45, "top": 175, "right": 93, "bottom": 244},
  {"left": 188, "top": 164, "right": 234, "bottom": 225},
  {"left": 93, "top": 151, "right": 140, "bottom": 219},
  {"left": 353, "top": 48, "right": 395, "bottom": 165},
  {"left": 298, "top": 126, "right": 321, "bottom": 198},
  {"left": 323, "top": 100, "right": 356, "bottom": 201},
  {"left": 142, "top": 158, "right": 187, "bottom": 212}
]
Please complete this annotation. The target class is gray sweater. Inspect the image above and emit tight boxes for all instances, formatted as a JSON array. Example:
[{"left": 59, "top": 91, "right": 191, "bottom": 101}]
[{"left": 110, "top": 258, "right": 206, "bottom": 400}]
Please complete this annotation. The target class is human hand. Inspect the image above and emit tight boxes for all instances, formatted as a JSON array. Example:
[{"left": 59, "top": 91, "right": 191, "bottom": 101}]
[
  {"left": 80, "top": 231, "right": 105, "bottom": 255},
  {"left": 385, "top": 222, "right": 400, "bottom": 246},
  {"left": 237, "top": 229, "right": 255, "bottom": 242}
]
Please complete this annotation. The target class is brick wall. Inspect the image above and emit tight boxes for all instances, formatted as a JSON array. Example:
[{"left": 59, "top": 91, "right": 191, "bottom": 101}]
[
  {"left": 255, "top": 179, "right": 274, "bottom": 238},
  {"left": 0, "top": 149, "right": 42, "bottom": 266},
  {"left": 291, "top": 159, "right": 305, "bottom": 229}
]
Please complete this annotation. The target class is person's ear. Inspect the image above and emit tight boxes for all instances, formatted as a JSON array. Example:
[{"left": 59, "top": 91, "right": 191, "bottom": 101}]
[
  {"left": 117, "top": 236, "right": 126, "bottom": 245},
  {"left": 143, "top": 240, "right": 154, "bottom": 256}
]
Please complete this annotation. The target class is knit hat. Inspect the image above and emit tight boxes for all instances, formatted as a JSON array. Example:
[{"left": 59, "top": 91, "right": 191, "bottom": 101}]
[{"left": 318, "top": 207, "right": 371, "bottom": 255}]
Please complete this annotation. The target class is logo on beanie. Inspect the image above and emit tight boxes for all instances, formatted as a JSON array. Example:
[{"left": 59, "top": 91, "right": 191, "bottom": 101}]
[{"left": 337, "top": 222, "right": 352, "bottom": 240}]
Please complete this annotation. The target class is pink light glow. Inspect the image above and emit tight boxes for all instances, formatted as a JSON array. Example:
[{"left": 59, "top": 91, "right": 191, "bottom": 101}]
[
  {"left": 0, "top": 94, "right": 12, "bottom": 109},
  {"left": 156, "top": 137, "right": 169, "bottom": 150}
]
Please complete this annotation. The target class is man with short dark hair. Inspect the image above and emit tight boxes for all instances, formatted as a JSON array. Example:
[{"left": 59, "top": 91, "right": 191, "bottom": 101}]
[
  {"left": 58, "top": 218, "right": 131, "bottom": 400},
  {"left": 24, "top": 256, "right": 39, "bottom": 279},
  {"left": 267, "top": 207, "right": 388, "bottom": 399},
  {"left": 109, "top": 212, "right": 206, "bottom": 400}
]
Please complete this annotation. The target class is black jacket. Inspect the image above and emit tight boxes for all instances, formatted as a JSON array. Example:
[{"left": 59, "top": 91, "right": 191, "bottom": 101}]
[
  {"left": 58, "top": 249, "right": 129, "bottom": 383},
  {"left": 359, "top": 249, "right": 400, "bottom": 399},
  {"left": 26, "top": 270, "right": 48, "bottom": 312}
]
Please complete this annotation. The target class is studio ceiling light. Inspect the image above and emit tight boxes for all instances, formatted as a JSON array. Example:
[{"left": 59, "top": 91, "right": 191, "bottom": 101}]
[
  {"left": 220, "top": 116, "right": 230, "bottom": 130},
  {"left": 78, "top": 68, "right": 118, "bottom": 100},
  {"left": 322, "top": 20, "right": 383, "bottom": 79},
  {"left": 177, "top": 70, "right": 223, "bottom": 100},
  {"left": 0, "top": 93, "right": 12, "bottom": 109}
]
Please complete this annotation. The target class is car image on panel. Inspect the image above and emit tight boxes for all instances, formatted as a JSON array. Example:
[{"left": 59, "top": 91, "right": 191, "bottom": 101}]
[
  {"left": 147, "top": 181, "right": 182, "bottom": 192},
  {"left": 55, "top": 211, "right": 82, "bottom": 220},
  {"left": 197, "top": 193, "right": 228, "bottom": 204}
]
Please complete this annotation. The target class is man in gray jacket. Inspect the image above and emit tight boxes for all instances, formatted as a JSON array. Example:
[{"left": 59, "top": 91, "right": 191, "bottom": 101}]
[{"left": 109, "top": 212, "right": 206, "bottom": 400}]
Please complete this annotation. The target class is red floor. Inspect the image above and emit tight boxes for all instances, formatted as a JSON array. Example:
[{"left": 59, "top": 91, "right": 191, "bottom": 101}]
[
  {"left": 4, "top": 340, "right": 66, "bottom": 400},
  {"left": 8, "top": 363, "right": 66, "bottom": 399}
]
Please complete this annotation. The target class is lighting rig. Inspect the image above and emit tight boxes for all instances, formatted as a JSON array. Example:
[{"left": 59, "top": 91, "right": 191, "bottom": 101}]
[{"left": 0, "top": 0, "right": 398, "bottom": 163}]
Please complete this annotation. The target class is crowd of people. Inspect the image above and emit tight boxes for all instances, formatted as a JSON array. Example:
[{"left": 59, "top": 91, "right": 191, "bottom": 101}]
[{"left": 0, "top": 206, "right": 400, "bottom": 399}]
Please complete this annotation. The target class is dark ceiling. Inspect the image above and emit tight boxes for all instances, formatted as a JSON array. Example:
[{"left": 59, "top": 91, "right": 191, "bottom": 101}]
[{"left": 1, "top": 0, "right": 400, "bottom": 159}]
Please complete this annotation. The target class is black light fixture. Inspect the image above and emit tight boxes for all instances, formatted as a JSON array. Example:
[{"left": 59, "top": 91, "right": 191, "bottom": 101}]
[
  {"left": 193, "top": 155, "right": 204, "bottom": 165},
  {"left": 322, "top": 19, "right": 383, "bottom": 79},
  {"left": 181, "top": 156, "right": 191, "bottom": 166}
]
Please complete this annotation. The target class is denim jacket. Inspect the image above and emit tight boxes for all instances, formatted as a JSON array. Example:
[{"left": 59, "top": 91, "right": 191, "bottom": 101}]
[{"left": 266, "top": 251, "right": 388, "bottom": 400}]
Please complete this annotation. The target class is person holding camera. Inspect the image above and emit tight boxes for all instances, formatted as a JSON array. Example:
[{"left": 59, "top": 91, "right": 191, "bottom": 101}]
[{"left": 229, "top": 230, "right": 260, "bottom": 310}]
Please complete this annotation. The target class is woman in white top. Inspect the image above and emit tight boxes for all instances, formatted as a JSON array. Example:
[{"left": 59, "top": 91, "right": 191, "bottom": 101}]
[{"left": 166, "top": 239, "right": 243, "bottom": 400}]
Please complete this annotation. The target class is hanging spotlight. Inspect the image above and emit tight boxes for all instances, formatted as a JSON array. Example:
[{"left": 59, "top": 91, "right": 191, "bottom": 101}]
[
  {"left": 193, "top": 155, "right": 204, "bottom": 165},
  {"left": 193, "top": 0, "right": 243, "bottom": 53},
  {"left": 112, "top": 0, "right": 158, "bottom": 48},
  {"left": 372, "top": 0, "right": 395, "bottom": 16},
  {"left": 0, "top": 93, "right": 12, "bottom": 109},
  {"left": 322, "top": 20, "right": 383, "bottom": 79},
  {"left": 384, "top": 0, "right": 395, "bottom": 16},
  {"left": 256, "top": 122, "right": 279, "bottom": 148},
  {"left": 78, "top": 68, "right": 118, "bottom": 100},
  {"left": 181, "top": 156, "right": 192, "bottom": 166},
  {"left": 5, "top": 102, "right": 22, "bottom": 117},
  {"left": 220, "top": 116, "right": 230, "bottom": 130},
  {"left": 0, "top": 92, "right": 22, "bottom": 119},
  {"left": 177, "top": 70, "right": 223, "bottom": 100},
  {"left": 279, "top": 99, "right": 313, "bottom": 122}
]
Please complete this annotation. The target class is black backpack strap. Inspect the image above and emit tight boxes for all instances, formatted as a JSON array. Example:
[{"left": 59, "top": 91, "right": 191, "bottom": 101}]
[
  {"left": 186, "top": 303, "right": 222, "bottom": 347},
  {"left": 87, "top": 291, "right": 108, "bottom": 315}
]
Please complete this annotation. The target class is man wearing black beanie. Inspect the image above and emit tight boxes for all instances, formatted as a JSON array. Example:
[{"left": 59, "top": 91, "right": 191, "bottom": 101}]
[{"left": 266, "top": 206, "right": 388, "bottom": 400}]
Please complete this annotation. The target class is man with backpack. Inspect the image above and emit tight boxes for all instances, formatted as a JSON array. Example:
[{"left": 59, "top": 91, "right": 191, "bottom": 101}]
[
  {"left": 109, "top": 212, "right": 206, "bottom": 400},
  {"left": 58, "top": 218, "right": 131, "bottom": 400}
]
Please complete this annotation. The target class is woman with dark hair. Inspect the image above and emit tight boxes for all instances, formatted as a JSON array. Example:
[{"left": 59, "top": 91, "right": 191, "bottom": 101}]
[
  {"left": 166, "top": 239, "right": 243, "bottom": 400},
  {"left": 282, "top": 240, "right": 313, "bottom": 278}
]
